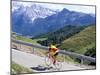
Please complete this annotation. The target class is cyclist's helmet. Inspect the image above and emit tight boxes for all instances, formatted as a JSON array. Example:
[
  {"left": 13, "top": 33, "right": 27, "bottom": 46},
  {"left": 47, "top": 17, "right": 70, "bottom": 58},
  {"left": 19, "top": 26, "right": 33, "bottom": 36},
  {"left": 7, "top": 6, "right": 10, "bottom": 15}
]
[{"left": 50, "top": 44, "right": 57, "bottom": 49}]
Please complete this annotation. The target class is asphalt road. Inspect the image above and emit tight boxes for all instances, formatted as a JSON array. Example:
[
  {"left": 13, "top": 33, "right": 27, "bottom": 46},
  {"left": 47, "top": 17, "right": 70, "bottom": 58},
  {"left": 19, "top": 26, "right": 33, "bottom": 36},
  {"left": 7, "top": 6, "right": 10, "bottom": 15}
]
[{"left": 12, "top": 49, "right": 95, "bottom": 73}]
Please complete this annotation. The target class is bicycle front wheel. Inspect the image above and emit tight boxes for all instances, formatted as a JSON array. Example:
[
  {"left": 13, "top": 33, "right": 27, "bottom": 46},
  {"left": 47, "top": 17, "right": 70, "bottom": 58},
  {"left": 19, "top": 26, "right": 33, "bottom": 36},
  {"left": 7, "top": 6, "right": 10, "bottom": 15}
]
[{"left": 45, "top": 55, "right": 52, "bottom": 66}]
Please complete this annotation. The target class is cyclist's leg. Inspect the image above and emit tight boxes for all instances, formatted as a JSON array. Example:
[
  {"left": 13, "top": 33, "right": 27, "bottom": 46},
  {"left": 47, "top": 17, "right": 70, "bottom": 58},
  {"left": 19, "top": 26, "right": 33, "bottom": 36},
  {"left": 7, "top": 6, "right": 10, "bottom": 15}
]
[
  {"left": 53, "top": 52, "right": 58, "bottom": 65},
  {"left": 49, "top": 52, "right": 54, "bottom": 61}
]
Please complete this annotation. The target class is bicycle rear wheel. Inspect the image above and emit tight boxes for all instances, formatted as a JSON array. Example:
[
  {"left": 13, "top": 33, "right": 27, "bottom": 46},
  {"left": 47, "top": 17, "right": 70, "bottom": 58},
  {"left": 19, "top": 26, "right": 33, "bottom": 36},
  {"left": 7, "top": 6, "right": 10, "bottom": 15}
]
[{"left": 54, "top": 61, "right": 62, "bottom": 70}]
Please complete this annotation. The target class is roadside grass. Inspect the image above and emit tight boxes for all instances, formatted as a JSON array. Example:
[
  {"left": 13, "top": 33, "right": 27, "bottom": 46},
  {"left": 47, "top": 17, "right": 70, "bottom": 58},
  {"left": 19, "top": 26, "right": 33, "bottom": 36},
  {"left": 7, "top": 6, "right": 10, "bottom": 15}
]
[
  {"left": 15, "top": 36, "right": 47, "bottom": 46},
  {"left": 15, "top": 36, "right": 33, "bottom": 43},
  {"left": 11, "top": 62, "right": 33, "bottom": 74}
]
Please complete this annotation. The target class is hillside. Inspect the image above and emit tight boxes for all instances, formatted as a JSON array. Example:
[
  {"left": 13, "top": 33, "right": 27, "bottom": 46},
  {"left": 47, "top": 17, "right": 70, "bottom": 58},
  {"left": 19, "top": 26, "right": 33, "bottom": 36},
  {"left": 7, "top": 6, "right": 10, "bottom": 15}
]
[
  {"left": 36, "top": 25, "right": 87, "bottom": 46},
  {"left": 60, "top": 25, "right": 96, "bottom": 57}
]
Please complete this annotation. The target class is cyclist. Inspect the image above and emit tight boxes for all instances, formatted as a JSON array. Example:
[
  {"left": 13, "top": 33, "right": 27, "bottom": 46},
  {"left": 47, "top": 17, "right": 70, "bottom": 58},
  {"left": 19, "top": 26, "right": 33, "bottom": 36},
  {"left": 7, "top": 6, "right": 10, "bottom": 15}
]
[{"left": 48, "top": 44, "right": 59, "bottom": 65}]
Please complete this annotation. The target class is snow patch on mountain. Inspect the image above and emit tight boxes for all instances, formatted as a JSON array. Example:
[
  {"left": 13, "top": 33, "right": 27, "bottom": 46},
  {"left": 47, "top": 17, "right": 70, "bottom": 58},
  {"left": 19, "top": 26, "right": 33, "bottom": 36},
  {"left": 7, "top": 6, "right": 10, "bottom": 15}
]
[{"left": 12, "top": 1, "right": 57, "bottom": 22}]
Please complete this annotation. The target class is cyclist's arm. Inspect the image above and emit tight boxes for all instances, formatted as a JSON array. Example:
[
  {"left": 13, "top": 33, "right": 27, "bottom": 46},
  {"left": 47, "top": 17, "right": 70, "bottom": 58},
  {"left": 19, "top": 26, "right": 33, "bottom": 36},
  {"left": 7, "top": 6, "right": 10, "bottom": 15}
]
[{"left": 56, "top": 48, "right": 59, "bottom": 53}]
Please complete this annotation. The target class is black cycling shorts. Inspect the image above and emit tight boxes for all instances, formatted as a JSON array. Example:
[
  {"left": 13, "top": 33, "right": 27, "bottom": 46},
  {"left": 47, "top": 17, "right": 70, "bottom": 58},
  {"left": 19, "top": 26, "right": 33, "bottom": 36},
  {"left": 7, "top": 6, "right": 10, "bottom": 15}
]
[{"left": 54, "top": 52, "right": 58, "bottom": 57}]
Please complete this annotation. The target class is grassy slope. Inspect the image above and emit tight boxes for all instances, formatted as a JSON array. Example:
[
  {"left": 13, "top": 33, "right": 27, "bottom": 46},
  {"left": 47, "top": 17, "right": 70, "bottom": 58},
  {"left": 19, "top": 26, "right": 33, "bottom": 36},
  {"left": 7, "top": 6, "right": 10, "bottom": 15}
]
[
  {"left": 60, "top": 25, "right": 96, "bottom": 54},
  {"left": 15, "top": 36, "right": 46, "bottom": 46},
  {"left": 35, "top": 25, "right": 86, "bottom": 46},
  {"left": 11, "top": 62, "right": 32, "bottom": 74}
]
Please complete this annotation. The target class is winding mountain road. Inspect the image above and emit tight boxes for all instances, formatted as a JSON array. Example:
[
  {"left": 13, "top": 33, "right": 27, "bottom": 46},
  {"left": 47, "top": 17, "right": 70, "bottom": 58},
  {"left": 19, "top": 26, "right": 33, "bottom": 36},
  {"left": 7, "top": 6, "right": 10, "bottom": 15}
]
[{"left": 12, "top": 49, "right": 95, "bottom": 73}]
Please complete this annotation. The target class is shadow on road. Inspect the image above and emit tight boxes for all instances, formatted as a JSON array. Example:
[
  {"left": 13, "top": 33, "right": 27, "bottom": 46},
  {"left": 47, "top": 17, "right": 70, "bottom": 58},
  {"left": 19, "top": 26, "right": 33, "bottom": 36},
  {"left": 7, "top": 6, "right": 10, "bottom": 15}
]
[{"left": 30, "top": 65, "right": 53, "bottom": 71}]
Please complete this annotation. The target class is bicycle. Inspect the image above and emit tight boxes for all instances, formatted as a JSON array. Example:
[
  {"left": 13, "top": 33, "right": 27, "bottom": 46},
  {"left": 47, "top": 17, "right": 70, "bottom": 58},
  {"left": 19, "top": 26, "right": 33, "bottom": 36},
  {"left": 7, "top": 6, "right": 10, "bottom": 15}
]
[{"left": 45, "top": 52, "right": 62, "bottom": 70}]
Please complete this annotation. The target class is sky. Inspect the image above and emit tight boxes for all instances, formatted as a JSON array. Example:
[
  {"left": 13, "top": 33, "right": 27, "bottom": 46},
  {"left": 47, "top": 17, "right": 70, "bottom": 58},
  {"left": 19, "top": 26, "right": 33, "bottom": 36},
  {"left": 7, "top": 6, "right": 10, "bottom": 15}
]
[
  {"left": 12, "top": 1, "right": 96, "bottom": 14},
  {"left": 39, "top": 3, "right": 95, "bottom": 14}
]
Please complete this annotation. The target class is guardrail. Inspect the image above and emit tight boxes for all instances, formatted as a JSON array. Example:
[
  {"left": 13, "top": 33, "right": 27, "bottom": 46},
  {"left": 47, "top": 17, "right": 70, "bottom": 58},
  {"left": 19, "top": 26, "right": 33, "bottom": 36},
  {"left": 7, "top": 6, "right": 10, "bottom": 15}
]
[{"left": 12, "top": 39, "right": 96, "bottom": 64}]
